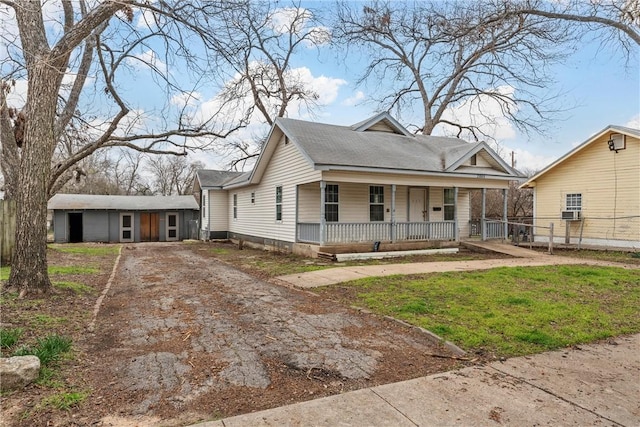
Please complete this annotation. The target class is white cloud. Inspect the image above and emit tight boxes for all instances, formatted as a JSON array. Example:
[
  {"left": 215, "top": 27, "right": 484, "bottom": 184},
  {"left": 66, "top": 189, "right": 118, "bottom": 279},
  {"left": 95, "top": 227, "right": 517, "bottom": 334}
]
[
  {"left": 436, "top": 85, "right": 519, "bottom": 141},
  {"left": 268, "top": 7, "right": 312, "bottom": 35},
  {"left": 625, "top": 113, "right": 640, "bottom": 129},
  {"left": 135, "top": 7, "right": 158, "bottom": 30},
  {"left": 170, "top": 91, "right": 202, "bottom": 108},
  {"left": 503, "top": 147, "right": 556, "bottom": 174},
  {"left": 342, "top": 90, "right": 365, "bottom": 107},
  {"left": 127, "top": 50, "right": 168, "bottom": 75},
  {"left": 3, "top": 79, "right": 27, "bottom": 109}
]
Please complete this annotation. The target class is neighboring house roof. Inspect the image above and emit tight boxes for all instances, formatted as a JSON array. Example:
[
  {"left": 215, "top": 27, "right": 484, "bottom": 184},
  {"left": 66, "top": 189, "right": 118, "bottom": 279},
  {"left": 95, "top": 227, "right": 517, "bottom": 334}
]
[
  {"left": 520, "top": 124, "right": 640, "bottom": 188},
  {"left": 48, "top": 194, "right": 199, "bottom": 210},
  {"left": 195, "top": 170, "right": 246, "bottom": 188}
]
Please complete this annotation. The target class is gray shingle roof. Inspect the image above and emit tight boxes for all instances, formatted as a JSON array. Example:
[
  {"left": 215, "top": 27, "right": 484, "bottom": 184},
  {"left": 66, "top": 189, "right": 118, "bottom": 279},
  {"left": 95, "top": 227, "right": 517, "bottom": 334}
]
[
  {"left": 196, "top": 170, "right": 246, "bottom": 187},
  {"left": 48, "top": 194, "right": 199, "bottom": 210},
  {"left": 276, "top": 117, "right": 495, "bottom": 173}
]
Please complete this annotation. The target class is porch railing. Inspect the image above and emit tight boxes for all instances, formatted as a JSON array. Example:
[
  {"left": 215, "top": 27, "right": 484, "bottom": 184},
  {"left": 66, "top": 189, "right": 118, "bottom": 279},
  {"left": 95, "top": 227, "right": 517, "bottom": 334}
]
[{"left": 297, "top": 221, "right": 455, "bottom": 244}]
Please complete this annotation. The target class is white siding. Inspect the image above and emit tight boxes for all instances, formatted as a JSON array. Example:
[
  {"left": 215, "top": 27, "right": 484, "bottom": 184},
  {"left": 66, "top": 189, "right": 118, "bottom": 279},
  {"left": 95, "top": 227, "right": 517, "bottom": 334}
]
[
  {"left": 228, "top": 135, "right": 321, "bottom": 242},
  {"left": 458, "top": 189, "right": 471, "bottom": 237},
  {"left": 207, "top": 190, "right": 228, "bottom": 232}
]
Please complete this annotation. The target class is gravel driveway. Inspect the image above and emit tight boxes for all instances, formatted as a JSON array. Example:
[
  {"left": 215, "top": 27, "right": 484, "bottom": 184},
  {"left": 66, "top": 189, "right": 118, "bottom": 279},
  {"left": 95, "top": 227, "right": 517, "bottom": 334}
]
[{"left": 87, "top": 243, "right": 461, "bottom": 425}]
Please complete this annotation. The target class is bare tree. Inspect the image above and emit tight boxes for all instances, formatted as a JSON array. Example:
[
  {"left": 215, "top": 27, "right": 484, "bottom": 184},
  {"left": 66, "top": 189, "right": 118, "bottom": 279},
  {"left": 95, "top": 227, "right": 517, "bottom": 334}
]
[
  {"left": 0, "top": 1, "right": 246, "bottom": 295},
  {"left": 145, "top": 156, "right": 203, "bottom": 196},
  {"left": 333, "top": 1, "right": 571, "bottom": 141},
  {"left": 208, "top": 0, "right": 329, "bottom": 167},
  {"left": 502, "top": 0, "right": 640, "bottom": 50}
]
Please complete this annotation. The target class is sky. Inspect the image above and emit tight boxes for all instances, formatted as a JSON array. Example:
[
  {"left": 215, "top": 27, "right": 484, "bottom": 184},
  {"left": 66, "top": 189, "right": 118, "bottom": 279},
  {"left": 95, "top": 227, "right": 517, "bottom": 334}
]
[{"left": 1, "top": 2, "right": 639, "bottom": 176}]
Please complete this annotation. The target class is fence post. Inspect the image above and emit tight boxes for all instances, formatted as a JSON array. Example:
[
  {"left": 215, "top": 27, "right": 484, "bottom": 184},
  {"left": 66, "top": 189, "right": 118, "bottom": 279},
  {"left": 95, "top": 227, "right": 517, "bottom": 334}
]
[{"left": 548, "top": 222, "right": 554, "bottom": 255}]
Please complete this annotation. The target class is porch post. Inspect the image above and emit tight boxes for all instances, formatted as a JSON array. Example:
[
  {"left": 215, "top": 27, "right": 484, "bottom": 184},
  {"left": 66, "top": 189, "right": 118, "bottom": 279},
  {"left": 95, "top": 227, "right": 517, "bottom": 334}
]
[
  {"left": 502, "top": 188, "right": 508, "bottom": 241},
  {"left": 481, "top": 188, "right": 487, "bottom": 241},
  {"left": 454, "top": 186, "right": 459, "bottom": 241},
  {"left": 295, "top": 185, "right": 299, "bottom": 242},
  {"left": 391, "top": 184, "right": 396, "bottom": 242},
  {"left": 319, "top": 181, "right": 326, "bottom": 246}
]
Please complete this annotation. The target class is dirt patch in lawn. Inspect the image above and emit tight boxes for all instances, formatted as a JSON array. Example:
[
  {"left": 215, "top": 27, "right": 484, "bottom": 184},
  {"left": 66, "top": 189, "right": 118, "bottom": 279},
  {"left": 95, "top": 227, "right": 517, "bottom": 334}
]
[{"left": 2, "top": 243, "right": 471, "bottom": 427}]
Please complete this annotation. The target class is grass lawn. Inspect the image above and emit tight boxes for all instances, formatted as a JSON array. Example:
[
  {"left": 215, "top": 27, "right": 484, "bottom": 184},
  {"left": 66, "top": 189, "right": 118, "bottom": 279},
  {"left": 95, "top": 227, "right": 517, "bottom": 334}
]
[{"left": 316, "top": 265, "right": 640, "bottom": 358}]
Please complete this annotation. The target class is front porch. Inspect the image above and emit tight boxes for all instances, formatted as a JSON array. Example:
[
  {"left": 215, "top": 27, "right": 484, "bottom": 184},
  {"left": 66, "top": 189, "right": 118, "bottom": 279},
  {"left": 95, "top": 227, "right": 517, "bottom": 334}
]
[{"left": 294, "top": 179, "right": 510, "bottom": 250}]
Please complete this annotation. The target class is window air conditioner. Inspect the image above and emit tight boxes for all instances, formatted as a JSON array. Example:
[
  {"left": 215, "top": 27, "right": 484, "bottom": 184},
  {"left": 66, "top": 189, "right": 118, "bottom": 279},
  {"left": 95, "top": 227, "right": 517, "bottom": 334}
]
[{"left": 561, "top": 211, "right": 581, "bottom": 220}]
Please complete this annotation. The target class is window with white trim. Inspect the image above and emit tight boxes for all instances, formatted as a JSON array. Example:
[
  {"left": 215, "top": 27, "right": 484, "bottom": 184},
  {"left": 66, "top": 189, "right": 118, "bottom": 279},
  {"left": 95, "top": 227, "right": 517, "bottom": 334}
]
[
  {"left": 325, "top": 184, "right": 339, "bottom": 222},
  {"left": 444, "top": 188, "right": 455, "bottom": 221},
  {"left": 369, "top": 186, "right": 384, "bottom": 222},
  {"left": 566, "top": 193, "right": 582, "bottom": 211},
  {"left": 233, "top": 194, "right": 237, "bottom": 219},
  {"left": 275, "top": 186, "right": 283, "bottom": 221}
]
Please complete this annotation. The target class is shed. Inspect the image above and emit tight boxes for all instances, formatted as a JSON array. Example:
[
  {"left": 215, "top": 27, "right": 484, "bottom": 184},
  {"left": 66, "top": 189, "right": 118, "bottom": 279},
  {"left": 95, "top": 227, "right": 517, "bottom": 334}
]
[{"left": 48, "top": 194, "right": 199, "bottom": 243}]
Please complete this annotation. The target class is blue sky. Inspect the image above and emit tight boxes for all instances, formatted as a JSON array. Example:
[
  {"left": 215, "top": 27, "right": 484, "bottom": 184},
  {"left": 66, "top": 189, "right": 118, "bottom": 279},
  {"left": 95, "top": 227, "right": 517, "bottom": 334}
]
[{"left": 2, "top": 2, "right": 638, "bottom": 175}]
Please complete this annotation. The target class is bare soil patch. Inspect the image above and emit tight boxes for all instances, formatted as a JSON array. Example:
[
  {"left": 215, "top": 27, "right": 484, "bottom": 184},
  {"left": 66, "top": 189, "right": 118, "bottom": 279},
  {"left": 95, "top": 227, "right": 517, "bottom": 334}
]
[{"left": 2, "top": 242, "right": 469, "bottom": 426}]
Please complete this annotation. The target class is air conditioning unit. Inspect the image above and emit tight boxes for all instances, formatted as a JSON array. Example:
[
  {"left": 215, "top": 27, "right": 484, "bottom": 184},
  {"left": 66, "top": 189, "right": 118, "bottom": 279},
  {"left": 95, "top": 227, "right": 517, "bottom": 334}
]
[{"left": 561, "top": 210, "right": 581, "bottom": 220}]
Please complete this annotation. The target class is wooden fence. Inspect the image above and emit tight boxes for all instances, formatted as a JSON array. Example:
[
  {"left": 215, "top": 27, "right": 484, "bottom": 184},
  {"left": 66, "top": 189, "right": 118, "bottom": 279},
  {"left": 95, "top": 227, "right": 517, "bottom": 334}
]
[{"left": 1, "top": 199, "right": 16, "bottom": 265}]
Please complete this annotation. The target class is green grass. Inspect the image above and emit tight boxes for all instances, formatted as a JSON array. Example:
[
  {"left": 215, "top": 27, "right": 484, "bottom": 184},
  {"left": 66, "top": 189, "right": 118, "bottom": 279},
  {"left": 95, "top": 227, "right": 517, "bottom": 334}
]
[
  {"left": 48, "top": 266, "right": 99, "bottom": 275},
  {"left": 49, "top": 244, "right": 120, "bottom": 256},
  {"left": 0, "top": 327, "right": 23, "bottom": 349},
  {"left": 13, "top": 334, "right": 72, "bottom": 367},
  {"left": 318, "top": 265, "right": 640, "bottom": 357},
  {"left": 40, "top": 391, "right": 87, "bottom": 410},
  {"left": 0, "top": 266, "right": 9, "bottom": 280},
  {"left": 53, "top": 281, "right": 93, "bottom": 294},
  {"left": 32, "top": 314, "right": 68, "bottom": 325}
]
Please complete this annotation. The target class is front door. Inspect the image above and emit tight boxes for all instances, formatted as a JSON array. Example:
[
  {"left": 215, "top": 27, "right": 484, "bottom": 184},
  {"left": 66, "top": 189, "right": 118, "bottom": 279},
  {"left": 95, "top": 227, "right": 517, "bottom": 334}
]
[
  {"left": 140, "top": 212, "right": 160, "bottom": 242},
  {"left": 409, "top": 188, "right": 427, "bottom": 221}
]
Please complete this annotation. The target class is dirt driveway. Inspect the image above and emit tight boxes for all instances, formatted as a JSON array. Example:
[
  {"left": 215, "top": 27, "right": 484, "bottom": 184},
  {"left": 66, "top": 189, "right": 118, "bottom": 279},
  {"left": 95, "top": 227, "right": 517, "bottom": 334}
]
[{"left": 84, "top": 243, "right": 463, "bottom": 426}]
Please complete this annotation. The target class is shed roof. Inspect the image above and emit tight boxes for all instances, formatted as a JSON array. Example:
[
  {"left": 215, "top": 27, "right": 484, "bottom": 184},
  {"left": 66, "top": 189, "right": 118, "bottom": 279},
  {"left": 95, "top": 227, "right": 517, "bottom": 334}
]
[
  {"left": 48, "top": 194, "right": 199, "bottom": 210},
  {"left": 195, "top": 170, "right": 246, "bottom": 188}
]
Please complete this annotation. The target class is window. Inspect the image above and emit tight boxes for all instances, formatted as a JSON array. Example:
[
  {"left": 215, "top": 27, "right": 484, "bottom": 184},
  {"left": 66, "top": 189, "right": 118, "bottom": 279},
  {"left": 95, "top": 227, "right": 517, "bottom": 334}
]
[
  {"left": 202, "top": 194, "right": 206, "bottom": 218},
  {"left": 325, "top": 184, "right": 339, "bottom": 222},
  {"left": 566, "top": 193, "right": 582, "bottom": 211},
  {"left": 369, "top": 186, "right": 384, "bottom": 222},
  {"left": 470, "top": 154, "right": 477, "bottom": 165},
  {"left": 275, "top": 186, "right": 283, "bottom": 221},
  {"left": 233, "top": 194, "right": 237, "bottom": 219},
  {"left": 251, "top": 192, "right": 255, "bottom": 204},
  {"left": 444, "top": 188, "right": 455, "bottom": 221}
]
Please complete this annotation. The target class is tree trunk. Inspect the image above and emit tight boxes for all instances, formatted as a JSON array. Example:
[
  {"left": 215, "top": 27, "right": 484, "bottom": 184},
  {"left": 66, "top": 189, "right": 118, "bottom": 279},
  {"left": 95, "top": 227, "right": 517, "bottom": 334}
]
[{"left": 7, "top": 64, "right": 60, "bottom": 295}]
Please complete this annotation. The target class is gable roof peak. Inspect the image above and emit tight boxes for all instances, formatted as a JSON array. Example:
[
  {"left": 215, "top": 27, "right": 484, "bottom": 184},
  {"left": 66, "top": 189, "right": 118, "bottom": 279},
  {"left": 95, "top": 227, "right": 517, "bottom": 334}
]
[{"left": 350, "top": 112, "right": 413, "bottom": 137}]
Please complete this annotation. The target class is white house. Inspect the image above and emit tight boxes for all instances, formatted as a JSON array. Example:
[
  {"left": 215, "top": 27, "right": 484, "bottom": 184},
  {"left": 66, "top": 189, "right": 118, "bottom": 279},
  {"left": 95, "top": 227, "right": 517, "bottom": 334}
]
[{"left": 194, "top": 113, "right": 522, "bottom": 256}]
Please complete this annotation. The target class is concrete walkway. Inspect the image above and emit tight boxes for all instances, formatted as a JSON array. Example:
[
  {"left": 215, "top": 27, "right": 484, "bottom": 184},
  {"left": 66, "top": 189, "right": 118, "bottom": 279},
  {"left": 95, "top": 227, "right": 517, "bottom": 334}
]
[
  {"left": 278, "top": 254, "right": 637, "bottom": 288},
  {"left": 193, "top": 334, "right": 640, "bottom": 426}
]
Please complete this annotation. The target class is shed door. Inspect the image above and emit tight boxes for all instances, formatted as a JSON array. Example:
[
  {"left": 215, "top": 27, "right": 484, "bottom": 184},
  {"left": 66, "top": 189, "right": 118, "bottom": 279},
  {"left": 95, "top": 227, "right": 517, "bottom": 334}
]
[
  {"left": 166, "top": 212, "right": 179, "bottom": 241},
  {"left": 140, "top": 212, "right": 160, "bottom": 242},
  {"left": 120, "top": 213, "right": 134, "bottom": 243},
  {"left": 68, "top": 212, "right": 83, "bottom": 243},
  {"left": 409, "top": 188, "right": 427, "bottom": 221}
]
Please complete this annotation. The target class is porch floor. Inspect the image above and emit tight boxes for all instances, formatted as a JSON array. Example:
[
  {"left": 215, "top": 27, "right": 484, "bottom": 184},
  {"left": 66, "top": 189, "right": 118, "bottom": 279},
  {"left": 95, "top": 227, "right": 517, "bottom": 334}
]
[{"left": 462, "top": 240, "right": 546, "bottom": 258}]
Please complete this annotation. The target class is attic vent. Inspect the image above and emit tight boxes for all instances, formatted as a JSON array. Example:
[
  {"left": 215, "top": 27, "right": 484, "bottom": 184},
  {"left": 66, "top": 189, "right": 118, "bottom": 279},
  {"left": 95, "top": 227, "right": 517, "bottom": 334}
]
[
  {"left": 470, "top": 154, "right": 477, "bottom": 165},
  {"left": 607, "top": 133, "right": 625, "bottom": 152}
]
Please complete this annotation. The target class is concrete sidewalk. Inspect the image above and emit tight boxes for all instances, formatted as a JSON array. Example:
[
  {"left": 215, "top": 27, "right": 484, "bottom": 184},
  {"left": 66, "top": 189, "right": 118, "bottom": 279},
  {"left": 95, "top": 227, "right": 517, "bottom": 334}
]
[
  {"left": 192, "top": 334, "right": 640, "bottom": 426},
  {"left": 278, "top": 255, "right": 638, "bottom": 288}
]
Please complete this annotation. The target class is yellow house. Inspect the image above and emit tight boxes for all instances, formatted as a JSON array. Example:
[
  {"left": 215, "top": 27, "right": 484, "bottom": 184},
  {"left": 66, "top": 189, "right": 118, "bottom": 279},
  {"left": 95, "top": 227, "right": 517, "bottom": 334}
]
[{"left": 521, "top": 125, "right": 640, "bottom": 249}]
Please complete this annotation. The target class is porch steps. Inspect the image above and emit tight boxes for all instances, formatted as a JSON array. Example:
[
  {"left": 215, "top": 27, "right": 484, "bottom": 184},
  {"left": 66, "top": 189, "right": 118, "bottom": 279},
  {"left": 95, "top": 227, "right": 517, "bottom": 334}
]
[{"left": 462, "top": 241, "right": 546, "bottom": 258}]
